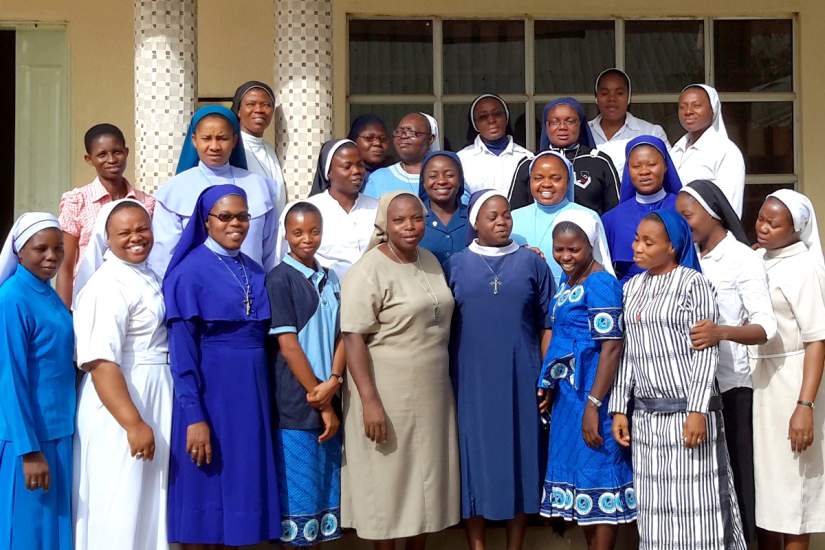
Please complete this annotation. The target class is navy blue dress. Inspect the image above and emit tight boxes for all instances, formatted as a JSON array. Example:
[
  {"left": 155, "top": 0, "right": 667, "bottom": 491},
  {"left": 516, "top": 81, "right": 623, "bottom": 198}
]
[
  {"left": 446, "top": 245, "right": 553, "bottom": 520},
  {"left": 164, "top": 244, "right": 280, "bottom": 545}
]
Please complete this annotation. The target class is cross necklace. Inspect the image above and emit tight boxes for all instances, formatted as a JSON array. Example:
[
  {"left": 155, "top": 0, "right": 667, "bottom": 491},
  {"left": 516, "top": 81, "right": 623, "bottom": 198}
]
[
  {"left": 210, "top": 249, "right": 253, "bottom": 316},
  {"left": 478, "top": 254, "right": 506, "bottom": 295}
]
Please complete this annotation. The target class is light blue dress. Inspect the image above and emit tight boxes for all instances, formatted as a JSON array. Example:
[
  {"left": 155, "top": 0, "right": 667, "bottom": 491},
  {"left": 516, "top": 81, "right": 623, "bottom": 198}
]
[
  {"left": 0, "top": 265, "right": 75, "bottom": 550},
  {"left": 148, "top": 161, "right": 279, "bottom": 278},
  {"left": 361, "top": 162, "right": 419, "bottom": 199},
  {"left": 539, "top": 271, "right": 636, "bottom": 525}
]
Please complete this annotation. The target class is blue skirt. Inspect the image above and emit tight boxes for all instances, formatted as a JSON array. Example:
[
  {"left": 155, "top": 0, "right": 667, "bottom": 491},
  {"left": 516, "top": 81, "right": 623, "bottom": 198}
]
[
  {"left": 542, "top": 383, "right": 637, "bottom": 525},
  {"left": 276, "top": 429, "right": 341, "bottom": 546},
  {"left": 0, "top": 437, "right": 72, "bottom": 550}
]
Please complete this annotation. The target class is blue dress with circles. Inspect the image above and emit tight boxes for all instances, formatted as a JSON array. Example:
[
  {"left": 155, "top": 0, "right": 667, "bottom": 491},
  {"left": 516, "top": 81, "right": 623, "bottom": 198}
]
[{"left": 539, "top": 270, "right": 637, "bottom": 525}]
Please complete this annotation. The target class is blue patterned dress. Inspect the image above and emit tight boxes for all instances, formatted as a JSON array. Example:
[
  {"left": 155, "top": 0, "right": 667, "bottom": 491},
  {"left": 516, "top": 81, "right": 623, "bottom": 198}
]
[{"left": 539, "top": 271, "right": 636, "bottom": 524}]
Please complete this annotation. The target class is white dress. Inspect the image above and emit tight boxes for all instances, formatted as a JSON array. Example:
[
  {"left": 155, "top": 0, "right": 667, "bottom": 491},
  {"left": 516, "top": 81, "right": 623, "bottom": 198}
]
[
  {"left": 752, "top": 241, "right": 825, "bottom": 534},
  {"left": 72, "top": 252, "right": 173, "bottom": 550}
]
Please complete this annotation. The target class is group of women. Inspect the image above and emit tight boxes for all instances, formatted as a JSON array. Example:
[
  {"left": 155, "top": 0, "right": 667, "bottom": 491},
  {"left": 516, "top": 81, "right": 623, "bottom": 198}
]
[{"left": 0, "top": 70, "right": 823, "bottom": 550}]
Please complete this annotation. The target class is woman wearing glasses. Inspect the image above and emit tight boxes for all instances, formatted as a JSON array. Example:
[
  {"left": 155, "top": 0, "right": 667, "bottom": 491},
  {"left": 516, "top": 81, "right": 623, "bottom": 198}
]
[
  {"left": 163, "top": 184, "right": 280, "bottom": 548},
  {"left": 148, "top": 105, "right": 279, "bottom": 278},
  {"left": 457, "top": 94, "right": 533, "bottom": 199},
  {"left": 510, "top": 98, "right": 620, "bottom": 216},
  {"left": 363, "top": 112, "right": 438, "bottom": 200}
]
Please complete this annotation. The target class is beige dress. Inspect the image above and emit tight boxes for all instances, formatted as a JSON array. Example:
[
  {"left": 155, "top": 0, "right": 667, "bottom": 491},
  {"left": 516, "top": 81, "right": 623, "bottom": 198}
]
[
  {"left": 340, "top": 246, "right": 460, "bottom": 540},
  {"left": 752, "top": 242, "right": 825, "bottom": 534}
]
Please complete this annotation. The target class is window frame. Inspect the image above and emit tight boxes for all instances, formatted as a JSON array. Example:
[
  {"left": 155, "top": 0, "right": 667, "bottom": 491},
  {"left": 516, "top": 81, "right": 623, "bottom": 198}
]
[{"left": 346, "top": 15, "right": 798, "bottom": 188}]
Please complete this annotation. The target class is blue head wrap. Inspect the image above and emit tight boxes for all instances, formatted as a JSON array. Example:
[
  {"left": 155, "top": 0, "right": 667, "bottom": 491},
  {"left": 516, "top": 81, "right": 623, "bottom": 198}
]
[
  {"left": 528, "top": 150, "right": 576, "bottom": 204},
  {"left": 163, "top": 184, "right": 248, "bottom": 282},
  {"left": 539, "top": 97, "right": 596, "bottom": 151},
  {"left": 648, "top": 209, "right": 702, "bottom": 273},
  {"left": 175, "top": 105, "right": 248, "bottom": 174},
  {"left": 418, "top": 150, "right": 466, "bottom": 206},
  {"left": 619, "top": 135, "right": 682, "bottom": 203}
]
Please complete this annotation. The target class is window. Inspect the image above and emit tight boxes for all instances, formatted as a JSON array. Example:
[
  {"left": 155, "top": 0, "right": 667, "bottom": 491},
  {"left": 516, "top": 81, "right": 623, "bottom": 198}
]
[{"left": 348, "top": 17, "right": 796, "bottom": 232}]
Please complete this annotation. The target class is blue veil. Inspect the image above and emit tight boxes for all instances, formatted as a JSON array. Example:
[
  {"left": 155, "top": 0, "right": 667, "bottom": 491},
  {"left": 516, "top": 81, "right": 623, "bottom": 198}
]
[
  {"left": 619, "top": 135, "right": 682, "bottom": 203},
  {"left": 175, "top": 105, "right": 248, "bottom": 174},
  {"left": 648, "top": 209, "right": 702, "bottom": 272},
  {"left": 539, "top": 97, "right": 596, "bottom": 151}
]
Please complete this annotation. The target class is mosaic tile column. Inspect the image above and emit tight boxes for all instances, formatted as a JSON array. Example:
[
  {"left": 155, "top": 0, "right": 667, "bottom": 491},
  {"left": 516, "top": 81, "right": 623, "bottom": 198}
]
[
  {"left": 134, "top": 0, "right": 198, "bottom": 193},
  {"left": 274, "top": 0, "right": 333, "bottom": 199}
]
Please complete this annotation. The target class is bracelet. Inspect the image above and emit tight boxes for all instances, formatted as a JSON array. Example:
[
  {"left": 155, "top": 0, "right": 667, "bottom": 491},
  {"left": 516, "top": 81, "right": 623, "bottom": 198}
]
[
  {"left": 587, "top": 394, "right": 603, "bottom": 408},
  {"left": 797, "top": 399, "right": 815, "bottom": 410}
]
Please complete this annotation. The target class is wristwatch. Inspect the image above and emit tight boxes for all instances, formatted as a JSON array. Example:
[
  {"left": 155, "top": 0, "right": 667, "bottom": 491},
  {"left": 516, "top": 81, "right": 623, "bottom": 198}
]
[
  {"left": 797, "top": 399, "right": 815, "bottom": 409},
  {"left": 329, "top": 373, "right": 344, "bottom": 385},
  {"left": 587, "top": 394, "right": 603, "bottom": 408}
]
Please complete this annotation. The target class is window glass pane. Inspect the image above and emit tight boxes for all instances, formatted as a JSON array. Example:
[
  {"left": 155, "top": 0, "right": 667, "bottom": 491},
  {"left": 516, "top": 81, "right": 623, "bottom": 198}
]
[
  {"left": 627, "top": 103, "right": 683, "bottom": 145},
  {"left": 625, "top": 20, "right": 704, "bottom": 93},
  {"left": 443, "top": 20, "right": 524, "bottom": 95},
  {"left": 349, "top": 19, "right": 433, "bottom": 95},
  {"left": 714, "top": 19, "right": 792, "bottom": 93},
  {"left": 348, "top": 103, "right": 433, "bottom": 163},
  {"left": 742, "top": 183, "right": 794, "bottom": 243},
  {"left": 723, "top": 102, "right": 794, "bottom": 174},
  {"left": 535, "top": 20, "right": 615, "bottom": 94},
  {"left": 443, "top": 102, "right": 526, "bottom": 152}
]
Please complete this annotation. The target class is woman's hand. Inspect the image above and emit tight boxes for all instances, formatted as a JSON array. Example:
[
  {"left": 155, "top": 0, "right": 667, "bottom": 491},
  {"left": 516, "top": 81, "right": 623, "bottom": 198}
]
[
  {"left": 582, "top": 403, "right": 604, "bottom": 448},
  {"left": 318, "top": 407, "right": 341, "bottom": 443},
  {"left": 682, "top": 412, "right": 707, "bottom": 448},
  {"left": 126, "top": 420, "right": 155, "bottom": 461},
  {"left": 611, "top": 413, "right": 631, "bottom": 447},
  {"left": 186, "top": 421, "right": 212, "bottom": 466},
  {"left": 789, "top": 405, "right": 815, "bottom": 453},
  {"left": 524, "top": 246, "right": 545, "bottom": 260},
  {"left": 690, "top": 320, "right": 722, "bottom": 350},
  {"left": 362, "top": 397, "right": 388, "bottom": 443},
  {"left": 307, "top": 379, "right": 339, "bottom": 410},
  {"left": 22, "top": 452, "right": 49, "bottom": 491},
  {"left": 537, "top": 388, "right": 552, "bottom": 414}
]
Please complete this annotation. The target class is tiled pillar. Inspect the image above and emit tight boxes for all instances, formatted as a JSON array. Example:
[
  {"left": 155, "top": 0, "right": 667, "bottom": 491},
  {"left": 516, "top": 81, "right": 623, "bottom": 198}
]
[
  {"left": 134, "top": 0, "right": 198, "bottom": 193},
  {"left": 274, "top": 0, "right": 333, "bottom": 199}
]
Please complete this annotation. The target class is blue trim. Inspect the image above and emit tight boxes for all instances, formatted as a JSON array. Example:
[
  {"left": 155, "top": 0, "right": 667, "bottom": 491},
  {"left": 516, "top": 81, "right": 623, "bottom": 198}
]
[
  {"left": 540, "top": 482, "right": 638, "bottom": 525},
  {"left": 280, "top": 508, "right": 342, "bottom": 546}
]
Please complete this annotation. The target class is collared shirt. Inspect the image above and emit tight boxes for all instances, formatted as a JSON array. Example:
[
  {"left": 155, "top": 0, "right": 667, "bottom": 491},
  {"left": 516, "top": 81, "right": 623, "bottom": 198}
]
[
  {"left": 457, "top": 135, "right": 533, "bottom": 197},
  {"left": 305, "top": 190, "right": 378, "bottom": 281},
  {"left": 361, "top": 162, "right": 419, "bottom": 199},
  {"left": 420, "top": 205, "right": 469, "bottom": 266},
  {"left": 589, "top": 112, "right": 670, "bottom": 176},
  {"left": 266, "top": 254, "right": 340, "bottom": 430},
  {"left": 699, "top": 232, "right": 777, "bottom": 392},
  {"left": 58, "top": 177, "right": 155, "bottom": 273},
  {"left": 671, "top": 130, "right": 746, "bottom": 217}
]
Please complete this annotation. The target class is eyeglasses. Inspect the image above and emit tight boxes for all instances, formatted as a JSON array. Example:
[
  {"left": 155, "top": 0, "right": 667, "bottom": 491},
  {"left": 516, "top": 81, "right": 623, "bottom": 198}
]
[
  {"left": 208, "top": 212, "right": 251, "bottom": 223},
  {"left": 392, "top": 128, "right": 431, "bottom": 139},
  {"left": 548, "top": 118, "right": 580, "bottom": 129},
  {"left": 357, "top": 133, "right": 389, "bottom": 144},
  {"left": 475, "top": 110, "right": 506, "bottom": 123}
]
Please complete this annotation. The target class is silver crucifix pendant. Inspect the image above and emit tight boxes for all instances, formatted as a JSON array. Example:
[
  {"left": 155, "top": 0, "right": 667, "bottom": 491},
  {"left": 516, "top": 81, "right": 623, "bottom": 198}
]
[{"left": 490, "top": 276, "right": 502, "bottom": 295}]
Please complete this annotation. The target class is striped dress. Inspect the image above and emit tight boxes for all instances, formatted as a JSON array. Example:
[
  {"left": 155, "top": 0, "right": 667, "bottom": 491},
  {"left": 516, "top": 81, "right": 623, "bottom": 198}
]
[{"left": 608, "top": 266, "right": 747, "bottom": 549}]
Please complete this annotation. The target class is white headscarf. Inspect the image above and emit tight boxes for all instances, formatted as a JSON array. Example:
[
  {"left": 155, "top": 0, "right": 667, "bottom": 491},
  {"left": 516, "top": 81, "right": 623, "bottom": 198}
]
[
  {"left": 419, "top": 112, "right": 441, "bottom": 152},
  {"left": 73, "top": 198, "right": 149, "bottom": 302},
  {"left": 469, "top": 190, "right": 508, "bottom": 228},
  {"left": 681, "top": 83, "right": 728, "bottom": 139},
  {"left": 274, "top": 200, "right": 319, "bottom": 262},
  {"left": 551, "top": 209, "right": 615, "bottom": 276},
  {"left": 0, "top": 212, "right": 61, "bottom": 286},
  {"left": 767, "top": 189, "right": 824, "bottom": 266}
]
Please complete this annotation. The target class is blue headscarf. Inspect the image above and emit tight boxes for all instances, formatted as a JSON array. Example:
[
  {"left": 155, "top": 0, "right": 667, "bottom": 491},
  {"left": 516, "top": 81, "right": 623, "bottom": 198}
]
[
  {"left": 619, "top": 135, "right": 682, "bottom": 203},
  {"left": 163, "top": 184, "right": 248, "bottom": 282},
  {"left": 528, "top": 150, "right": 577, "bottom": 204},
  {"left": 175, "top": 105, "right": 248, "bottom": 174},
  {"left": 539, "top": 97, "right": 596, "bottom": 151},
  {"left": 418, "top": 150, "right": 466, "bottom": 206},
  {"left": 648, "top": 209, "right": 702, "bottom": 273}
]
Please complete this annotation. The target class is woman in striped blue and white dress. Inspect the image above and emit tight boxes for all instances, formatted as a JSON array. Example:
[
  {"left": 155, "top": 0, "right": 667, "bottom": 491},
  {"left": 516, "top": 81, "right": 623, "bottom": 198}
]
[{"left": 608, "top": 209, "right": 746, "bottom": 549}]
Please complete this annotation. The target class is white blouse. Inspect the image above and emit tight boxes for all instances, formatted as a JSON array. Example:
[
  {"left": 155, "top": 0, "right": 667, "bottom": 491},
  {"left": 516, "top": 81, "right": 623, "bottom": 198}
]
[
  {"left": 241, "top": 130, "right": 287, "bottom": 213},
  {"left": 457, "top": 135, "right": 533, "bottom": 197},
  {"left": 588, "top": 112, "right": 670, "bottom": 176},
  {"left": 671, "top": 130, "right": 746, "bottom": 217},
  {"left": 305, "top": 190, "right": 379, "bottom": 281}
]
